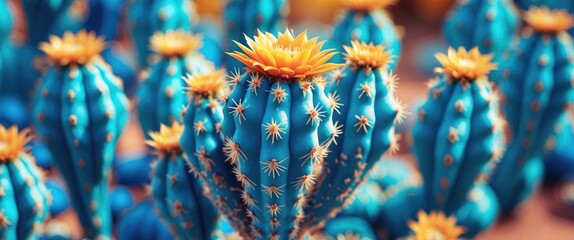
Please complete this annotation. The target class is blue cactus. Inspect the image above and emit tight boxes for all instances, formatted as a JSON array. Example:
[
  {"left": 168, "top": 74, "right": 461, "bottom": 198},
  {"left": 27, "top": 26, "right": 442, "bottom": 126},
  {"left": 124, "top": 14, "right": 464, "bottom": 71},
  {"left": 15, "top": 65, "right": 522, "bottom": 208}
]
[
  {"left": 223, "top": 29, "right": 342, "bottom": 239},
  {"left": 490, "top": 7, "right": 574, "bottom": 213},
  {"left": 136, "top": 30, "right": 212, "bottom": 137},
  {"left": 148, "top": 122, "right": 225, "bottom": 239},
  {"left": 443, "top": 0, "right": 519, "bottom": 81},
  {"left": 0, "top": 0, "right": 14, "bottom": 95},
  {"left": 223, "top": 0, "right": 288, "bottom": 70},
  {"left": 412, "top": 47, "right": 505, "bottom": 215},
  {"left": 0, "top": 126, "right": 50, "bottom": 239},
  {"left": 456, "top": 183, "right": 499, "bottom": 238},
  {"left": 114, "top": 151, "right": 154, "bottom": 187},
  {"left": 126, "top": 0, "right": 197, "bottom": 68},
  {"left": 117, "top": 199, "right": 173, "bottom": 240},
  {"left": 32, "top": 31, "right": 128, "bottom": 239},
  {"left": 305, "top": 41, "right": 403, "bottom": 230},
  {"left": 331, "top": 0, "right": 401, "bottom": 68},
  {"left": 179, "top": 70, "right": 250, "bottom": 237}
]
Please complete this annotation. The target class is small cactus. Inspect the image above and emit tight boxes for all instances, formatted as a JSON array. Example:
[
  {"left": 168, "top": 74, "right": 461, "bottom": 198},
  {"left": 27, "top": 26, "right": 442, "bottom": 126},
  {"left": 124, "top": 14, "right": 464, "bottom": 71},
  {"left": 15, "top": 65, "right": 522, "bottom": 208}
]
[
  {"left": 148, "top": 122, "right": 221, "bottom": 239},
  {"left": 223, "top": 29, "right": 342, "bottom": 239},
  {"left": 305, "top": 41, "right": 404, "bottom": 230},
  {"left": 0, "top": 126, "right": 50, "bottom": 239},
  {"left": 443, "top": 0, "right": 519, "bottom": 81},
  {"left": 413, "top": 47, "right": 506, "bottom": 214},
  {"left": 407, "top": 211, "right": 465, "bottom": 240},
  {"left": 179, "top": 69, "right": 251, "bottom": 237},
  {"left": 223, "top": 0, "right": 288, "bottom": 70},
  {"left": 490, "top": 7, "right": 574, "bottom": 213},
  {"left": 331, "top": 0, "right": 401, "bottom": 68},
  {"left": 32, "top": 31, "right": 129, "bottom": 239},
  {"left": 136, "top": 30, "right": 212, "bottom": 137},
  {"left": 127, "top": 0, "right": 197, "bottom": 68}
]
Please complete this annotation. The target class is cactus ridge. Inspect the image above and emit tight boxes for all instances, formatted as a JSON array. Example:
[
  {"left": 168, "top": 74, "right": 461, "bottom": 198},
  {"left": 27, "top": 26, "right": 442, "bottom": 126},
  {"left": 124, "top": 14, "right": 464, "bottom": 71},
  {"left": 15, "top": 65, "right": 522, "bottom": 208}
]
[{"left": 490, "top": 30, "right": 574, "bottom": 212}]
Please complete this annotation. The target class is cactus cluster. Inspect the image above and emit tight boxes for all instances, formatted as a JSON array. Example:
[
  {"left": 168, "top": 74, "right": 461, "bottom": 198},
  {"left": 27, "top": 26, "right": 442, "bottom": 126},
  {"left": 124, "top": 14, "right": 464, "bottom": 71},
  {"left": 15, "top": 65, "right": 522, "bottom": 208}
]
[
  {"left": 148, "top": 122, "right": 221, "bottom": 239},
  {"left": 331, "top": 0, "right": 402, "bottom": 68},
  {"left": 413, "top": 47, "right": 506, "bottom": 214},
  {"left": 223, "top": 0, "right": 288, "bottom": 70},
  {"left": 127, "top": 0, "right": 197, "bottom": 68},
  {"left": 222, "top": 29, "right": 341, "bottom": 239},
  {"left": 136, "top": 30, "right": 212, "bottom": 137},
  {"left": 0, "top": 126, "right": 50, "bottom": 239},
  {"left": 490, "top": 7, "right": 574, "bottom": 213},
  {"left": 443, "top": 0, "right": 518, "bottom": 81},
  {"left": 32, "top": 31, "right": 128, "bottom": 239},
  {"left": 304, "top": 40, "right": 404, "bottom": 230}
]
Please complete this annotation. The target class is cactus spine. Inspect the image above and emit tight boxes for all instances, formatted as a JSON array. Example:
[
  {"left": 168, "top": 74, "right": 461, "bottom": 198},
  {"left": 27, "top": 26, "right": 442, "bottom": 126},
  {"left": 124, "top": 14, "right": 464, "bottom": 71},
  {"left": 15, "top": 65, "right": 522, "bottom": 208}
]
[
  {"left": 0, "top": 126, "right": 50, "bottom": 239},
  {"left": 224, "top": 0, "right": 288, "bottom": 70},
  {"left": 331, "top": 0, "right": 401, "bottom": 68},
  {"left": 223, "top": 29, "right": 341, "bottom": 239},
  {"left": 443, "top": 0, "right": 518, "bottom": 81},
  {"left": 490, "top": 7, "right": 574, "bottom": 213},
  {"left": 412, "top": 47, "right": 505, "bottom": 214},
  {"left": 148, "top": 123, "right": 220, "bottom": 239},
  {"left": 179, "top": 70, "right": 250, "bottom": 237},
  {"left": 32, "top": 31, "right": 128, "bottom": 239},
  {"left": 136, "top": 30, "right": 212, "bottom": 137},
  {"left": 304, "top": 41, "right": 403, "bottom": 229},
  {"left": 127, "top": 0, "right": 197, "bottom": 68}
]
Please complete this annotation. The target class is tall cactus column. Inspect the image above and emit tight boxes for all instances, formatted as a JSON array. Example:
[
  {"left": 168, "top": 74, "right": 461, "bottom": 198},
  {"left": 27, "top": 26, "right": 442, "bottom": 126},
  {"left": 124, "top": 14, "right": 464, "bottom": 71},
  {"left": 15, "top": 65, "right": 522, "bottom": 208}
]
[
  {"left": 412, "top": 47, "right": 506, "bottom": 214},
  {"left": 135, "top": 30, "right": 212, "bottom": 137},
  {"left": 0, "top": 126, "right": 50, "bottom": 239},
  {"left": 490, "top": 7, "right": 574, "bottom": 213},
  {"left": 331, "top": 0, "right": 402, "bottom": 68},
  {"left": 32, "top": 31, "right": 129, "bottom": 239},
  {"left": 180, "top": 70, "right": 250, "bottom": 237},
  {"left": 304, "top": 41, "right": 404, "bottom": 231},
  {"left": 223, "top": 29, "right": 342, "bottom": 239}
]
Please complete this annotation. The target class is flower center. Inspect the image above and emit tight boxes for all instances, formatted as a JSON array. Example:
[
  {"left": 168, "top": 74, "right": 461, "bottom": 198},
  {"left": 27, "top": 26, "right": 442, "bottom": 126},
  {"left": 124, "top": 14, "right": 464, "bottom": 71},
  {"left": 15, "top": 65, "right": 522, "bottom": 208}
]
[
  {"left": 458, "top": 58, "right": 476, "bottom": 69},
  {"left": 0, "top": 141, "right": 7, "bottom": 152},
  {"left": 427, "top": 228, "right": 446, "bottom": 240}
]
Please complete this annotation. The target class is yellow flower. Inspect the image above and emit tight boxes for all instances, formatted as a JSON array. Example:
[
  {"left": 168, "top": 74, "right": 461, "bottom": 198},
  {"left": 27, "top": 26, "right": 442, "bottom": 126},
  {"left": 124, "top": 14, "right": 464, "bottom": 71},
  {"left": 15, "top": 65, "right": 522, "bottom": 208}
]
[
  {"left": 228, "top": 29, "right": 343, "bottom": 80},
  {"left": 0, "top": 126, "right": 33, "bottom": 163},
  {"left": 343, "top": 40, "right": 394, "bottom": 69},
  {"left": 150, "top": 30, "right": 203, "bottom": 57},
  {"left": 435, "top": 47, "right": 496, "bottom": 80},
  {"left": 342, "top": 0, "right": 396, "bottom": 12},
  {"left": 184, "top": 69, "right": 226, "bottom": 97},
  {"left": 408, "top": 211, "right": 465, "bottom": 240},
  {"left": 146, "top": 123, "right": 184, "bottom": 154},
  {"left": 40, "top": 30, "right": 105, "bottom": 66},
  {"left": 524, "top": 6, "right": 573, "bottom": 34}
]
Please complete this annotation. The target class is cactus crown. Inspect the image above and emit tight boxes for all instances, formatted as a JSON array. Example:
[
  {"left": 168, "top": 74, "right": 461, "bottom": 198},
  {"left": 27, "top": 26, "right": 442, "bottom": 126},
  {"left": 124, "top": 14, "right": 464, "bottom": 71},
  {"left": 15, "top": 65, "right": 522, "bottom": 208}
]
[
  {"left": 343, "top": 40, "right": 393, "bottom": 69},
  {"left": 146, "top": 122, "right": 184, "bottom": 154},
  {"left": 228, "top": 29, "right": 342, "bottom": 81},
  {"left": 183, "top": 69, "right": 226, "bottom": 98},
  {"left": 40, "top": 30, "right": 105, "bottom": 66},
  {"left": 342, "top": 0, "right": 396, "bottom": 12},
  {"left": 408, "top": 211, "right": 465, "bottom": 240},
  {"left": 524, "top": 6, "right": 573, "bottom": 34},
  {"left": 0, "top": 126, "right": 32, "bottom": 163},
  {"left": 434, "top": 47, "right": 496, "bottom": 81},
  {"left": 150, "top": 30, "right": 203, "bottom": 57}
]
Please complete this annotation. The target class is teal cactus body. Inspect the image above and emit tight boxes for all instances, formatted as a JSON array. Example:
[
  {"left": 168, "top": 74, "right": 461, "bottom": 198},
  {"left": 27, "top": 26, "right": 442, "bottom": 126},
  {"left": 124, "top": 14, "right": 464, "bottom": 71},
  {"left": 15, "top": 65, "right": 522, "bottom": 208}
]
[
  {"left": 223, "top": 30, "right": 341, "bottom": 239},
  {"left": 304, "top": 41, "right": 402, "bottom": 229},
  {"left": 412, "top": 47, "right": 505, "bottom": 214},
  {"left": 148, "top": 123, "right": 221, "bottom": 240},
  {"left": 179, "top": 70, "right": 250, "bottom": 237},
  {"left": 0, "top": 126, "right": 50, "bottom": 240},
  {"left": 32, "top": 31, "right": 128, "bottom": 239},
  {"left": 331, "top": 2, "right": 401, "bottom": 68},
  {"left": 456, "top": 183, "right": 499, "bottom": 238},
  {"left": 443, "top": 0, "right": 518, "bottom": 81},
  {"left": 318, "top": 216, "right": 377, "bottom": 240},
  {"left": 490, "top": 7, "right": 574, "bottom": 213},
  {"left": 0, "top": 0, "right": 14, "bottom": 95},
  {"left": 223, "top": 0, "right": 287, "bottom": 70},
  {"left": 136, "top": 30, "right": 212, "bottom": 137},
  {"left": 127, "top": 0, "right": 197, "bottom": 68}
]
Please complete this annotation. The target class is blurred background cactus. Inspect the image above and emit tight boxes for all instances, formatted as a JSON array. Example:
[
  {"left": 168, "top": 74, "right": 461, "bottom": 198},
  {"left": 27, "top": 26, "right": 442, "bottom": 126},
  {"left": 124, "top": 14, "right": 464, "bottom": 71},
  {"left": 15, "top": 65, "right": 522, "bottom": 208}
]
[
  {"left": 32, "top": 31, "right": 128, "bottom": 239},
  {"left": 0, "top": 126, "right": 50, "bottom": 239},
  {"left": 135, "top": 30, "right": 212, "bottom": 137},
  {"left": 490, "top": 6, "right": 574, "bottom": 213}
]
